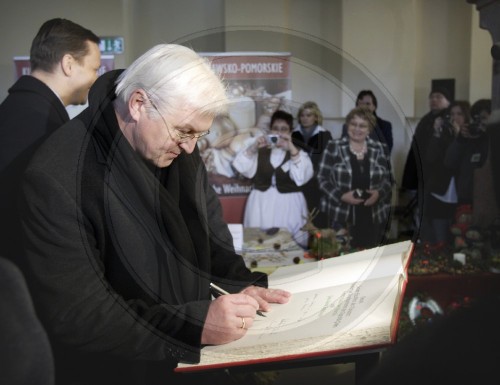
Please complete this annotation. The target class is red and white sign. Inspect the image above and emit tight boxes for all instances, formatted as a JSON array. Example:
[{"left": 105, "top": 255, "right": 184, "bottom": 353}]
[{"left": 198, "top": 52, "right": 292, "bottom": 198}]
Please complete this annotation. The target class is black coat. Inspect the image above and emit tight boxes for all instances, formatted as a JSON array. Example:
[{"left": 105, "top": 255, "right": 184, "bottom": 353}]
[
  {"left": 423, "top": 126, "right": 456, "bottom": 196},
  {"left": 401, "top": 111, "right": 439, "bottom": 191},
  {"left": 20, "top": 70, "right": 265, "bottom": 384},
  {"left": 443, "top": 133, "right": 489, "bottom": 204},
  {"left": 0, "top": 76, "right": 69, "bottom": 263},
  {"left": 292, "top": 126, "right": 332, "bottom": 224},
  {"left": 374, "top": 116, "right": 393, "bottom": 154},
  {"left": 0, "top": 257, "right": 54, "bottom": 385}
]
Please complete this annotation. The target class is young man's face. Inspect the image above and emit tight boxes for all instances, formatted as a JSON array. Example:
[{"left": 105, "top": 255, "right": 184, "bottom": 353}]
[{"left": 68, "top": 41, "right": 101, "bottom": 105}]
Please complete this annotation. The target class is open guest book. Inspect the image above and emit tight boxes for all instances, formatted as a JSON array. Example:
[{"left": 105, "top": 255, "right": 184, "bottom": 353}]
[{"left": 176, "top": 240, "right": 414, "bottom": 372}]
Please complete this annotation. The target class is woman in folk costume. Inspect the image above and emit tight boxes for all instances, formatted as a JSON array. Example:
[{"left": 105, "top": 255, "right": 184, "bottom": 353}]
[{"left": 233, "top": 110, "right": 313, "bottom": 247}]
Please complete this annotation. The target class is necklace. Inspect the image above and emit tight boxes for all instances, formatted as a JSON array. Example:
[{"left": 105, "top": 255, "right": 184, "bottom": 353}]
[{"left": 349, "top": 142, "right": 367, "bottom": 159}]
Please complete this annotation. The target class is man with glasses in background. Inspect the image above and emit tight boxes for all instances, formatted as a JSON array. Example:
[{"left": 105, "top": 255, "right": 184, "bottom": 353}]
[{"left": 19, "top": 44, "right": 290, "bottom": 385}]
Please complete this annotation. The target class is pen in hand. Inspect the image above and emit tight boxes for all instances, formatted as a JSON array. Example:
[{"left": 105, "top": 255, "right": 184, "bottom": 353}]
[{"left": 209, "top": 282, "right": 266, "bottom": 317}]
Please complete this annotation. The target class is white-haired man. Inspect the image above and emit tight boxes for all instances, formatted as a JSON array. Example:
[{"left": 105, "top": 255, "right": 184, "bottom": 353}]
[{"left": 20, "top": 44, "right": 290, "bottom": 385}]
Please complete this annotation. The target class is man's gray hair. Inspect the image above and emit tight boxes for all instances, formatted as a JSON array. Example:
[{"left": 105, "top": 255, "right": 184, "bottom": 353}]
[{"left": 115, "top": 44, "right": 228, "bottom": 118}]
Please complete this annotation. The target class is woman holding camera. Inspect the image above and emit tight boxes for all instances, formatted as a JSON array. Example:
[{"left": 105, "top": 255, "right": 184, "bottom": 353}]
[
  {"left": 444, "top": 100, "right": 489, "bottom": 207},
  {"left": 233, "top": 110, "right": 313, "bottom": 247},
  {"left": 420, "top": 100, "right": 488, "bottom": 250},
  {"left": 418, "top": 102, "right": 462, "bottom": 250},
  {"left": 317, "top": 107, "right": 393, "bottom": 249}
]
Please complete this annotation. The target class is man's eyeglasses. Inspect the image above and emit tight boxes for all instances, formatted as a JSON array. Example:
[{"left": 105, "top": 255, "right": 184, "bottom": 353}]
[{"left": 147, "top": 96, "right": 210, "bottom": 143}]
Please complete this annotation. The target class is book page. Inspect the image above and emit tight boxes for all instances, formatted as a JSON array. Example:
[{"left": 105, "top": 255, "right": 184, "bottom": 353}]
[
  {"left": 180, "top": 274, "right": 400, "bottom": 368},
  {"left": 177, "top": 241, "right": 413, "bottom": 370},
  {"left": 222, "top": 274, "right": 400, "bottom": 345},
  {"left": 269, "top": 241, "right": 412, "bottom": 293}
]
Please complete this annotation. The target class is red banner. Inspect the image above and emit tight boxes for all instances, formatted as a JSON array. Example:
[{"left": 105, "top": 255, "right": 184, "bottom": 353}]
[{"left": 199, "top": 52, "right": 292, "bottom": 196}]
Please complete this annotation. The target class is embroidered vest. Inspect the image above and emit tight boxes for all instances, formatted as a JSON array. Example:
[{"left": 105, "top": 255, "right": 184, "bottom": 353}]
[{"left": 252, "top": 148, "right": 301, "bottom": 193}]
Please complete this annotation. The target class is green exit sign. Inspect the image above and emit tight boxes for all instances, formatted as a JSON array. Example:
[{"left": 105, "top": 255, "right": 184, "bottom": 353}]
[{"left": 99, "top": 37, "right": 124, "bottom": 54}]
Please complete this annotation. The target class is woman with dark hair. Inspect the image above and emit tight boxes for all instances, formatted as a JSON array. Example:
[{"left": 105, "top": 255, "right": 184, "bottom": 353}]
[
  {"left": 419, "top": 101, "right": 474, "bottom": 249},
  {"left": 444, "top": 100, "right": 489, "bottom": 206},
  {"left": 438, "top": 100, "right": 489, "bottom": 247},
  {"left": 233, "top": 110, "right": 313, "bottom": 247},
  {"left": 317, "top": 107, "right": 393, "bottom": 249}
]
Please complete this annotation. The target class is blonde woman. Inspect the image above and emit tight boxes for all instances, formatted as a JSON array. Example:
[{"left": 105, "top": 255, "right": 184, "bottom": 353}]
[{"left": 292, "top": 101, "right": 333, "bottom": 227}]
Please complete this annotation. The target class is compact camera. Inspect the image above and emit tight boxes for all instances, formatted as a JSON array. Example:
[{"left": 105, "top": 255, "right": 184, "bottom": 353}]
[
  {"left": 440, "top": 112, "right": 453, "bottom": 131},
  {"left": 468, "top": 114, "right": 483, "bottom": 136},
  {"left": 267, "top": 134, "right": 279, "bottom": 146},
  {"left": 353, "top": 189, "right": 370, "bottom": 200}
]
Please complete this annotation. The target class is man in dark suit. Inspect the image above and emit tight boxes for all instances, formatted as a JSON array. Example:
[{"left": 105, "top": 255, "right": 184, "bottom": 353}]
[
  {"left": 402, "top": 87, "right": 451, "bottom": 191},
  {"left": 401, "top": 88, "right": 451, "bottom": 241},
  {"left": 0, "top": 18, "right": 101, "bottom": 265},
  {"left": 19, "top": 44, "right": 290, "bottom": 385}
]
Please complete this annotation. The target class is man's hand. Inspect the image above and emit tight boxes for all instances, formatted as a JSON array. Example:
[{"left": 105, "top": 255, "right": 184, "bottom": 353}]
[
  {"left": 201, "top": 293, "right": 259, "bottom": 345},
  {"left": 240, "top": 286, "right": 291, "bottom": 313}
]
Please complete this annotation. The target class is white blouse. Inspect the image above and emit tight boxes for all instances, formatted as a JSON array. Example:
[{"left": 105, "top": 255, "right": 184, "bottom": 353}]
[{"left": 232, "top": 145, "right": 313, "bottom": 248}]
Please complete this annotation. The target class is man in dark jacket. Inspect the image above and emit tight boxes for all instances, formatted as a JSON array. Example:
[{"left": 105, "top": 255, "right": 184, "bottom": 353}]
[
  {"left": 402, "top": 88, "right": 451, "bottom": 191},
  {"left": 19, "top": 44, "right": 290, "bottom": 385},
  {"left": 0, "top": 18, "right": 101, "bottom": 265},
  {"left": 401, "top": 88, "right": 451, "bottom": 240}
]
